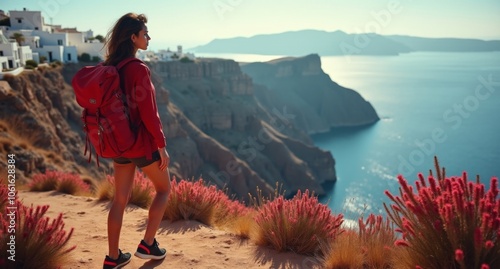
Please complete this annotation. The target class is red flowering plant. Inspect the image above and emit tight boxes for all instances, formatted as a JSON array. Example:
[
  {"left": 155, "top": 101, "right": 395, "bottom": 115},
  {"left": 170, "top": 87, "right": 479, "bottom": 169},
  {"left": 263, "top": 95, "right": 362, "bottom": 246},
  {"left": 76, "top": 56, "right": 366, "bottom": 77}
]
[
  {"left": 0, "top": 200, "right": 75, "bottom": 268},
  {"left": 29, "top": 170, "right": 90, "bottom": 195},
  {"left": 56, "top": 172, "right": 90, "bottom": 195},
  {"left": 253, "top": 189, "right": 344, "bottom": 255},
  {"left": 384, "top": 160, "right": 499, "bottom": 269},
  {"left": 163, "top": 178, "right": 231, "bottom": 225},
  {"left": 28, "top": 170, "right": 59, "bottom": 192}
]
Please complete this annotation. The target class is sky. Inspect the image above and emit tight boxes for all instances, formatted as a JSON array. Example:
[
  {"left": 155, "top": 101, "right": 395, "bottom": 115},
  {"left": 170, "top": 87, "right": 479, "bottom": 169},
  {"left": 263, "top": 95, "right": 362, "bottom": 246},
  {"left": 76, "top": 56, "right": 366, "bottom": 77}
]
[{"left": 2, "top": 0, "right": 500, "bottom": 51}]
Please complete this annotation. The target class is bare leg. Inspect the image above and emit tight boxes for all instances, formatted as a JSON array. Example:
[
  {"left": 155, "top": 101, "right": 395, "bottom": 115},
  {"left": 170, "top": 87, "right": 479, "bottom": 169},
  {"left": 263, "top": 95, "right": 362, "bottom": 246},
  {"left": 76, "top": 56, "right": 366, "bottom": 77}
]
[
  {"left": 107, "top": 162, "right": 136, "bottom": 259},
  {"left": 140, "top": 163, "right": 171, "bottom": 245}
]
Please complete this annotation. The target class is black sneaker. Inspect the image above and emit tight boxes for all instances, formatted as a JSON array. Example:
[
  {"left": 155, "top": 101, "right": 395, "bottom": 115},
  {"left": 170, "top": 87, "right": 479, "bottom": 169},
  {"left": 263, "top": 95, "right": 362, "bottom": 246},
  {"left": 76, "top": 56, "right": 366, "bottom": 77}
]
[
  {"left": 134, "top": 238, "right": 167, "bottom": 260},
  {"left": 103, "top": 249, "right": 131, "bottom": 269}
]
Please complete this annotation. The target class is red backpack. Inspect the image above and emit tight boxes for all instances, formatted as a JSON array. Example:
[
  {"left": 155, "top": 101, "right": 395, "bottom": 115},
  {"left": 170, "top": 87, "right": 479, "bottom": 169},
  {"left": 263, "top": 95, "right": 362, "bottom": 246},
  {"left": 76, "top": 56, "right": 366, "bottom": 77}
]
[{"left": 71, "top": 58, "right": 139, "bottom": 165}]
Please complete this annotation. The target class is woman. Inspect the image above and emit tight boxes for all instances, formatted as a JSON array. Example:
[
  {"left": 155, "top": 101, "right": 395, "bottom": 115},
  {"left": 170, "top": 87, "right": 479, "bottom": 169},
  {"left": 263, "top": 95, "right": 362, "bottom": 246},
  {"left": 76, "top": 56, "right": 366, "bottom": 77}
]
[{"left": 102, "top": 13, "right": 171, "bottom": 269}]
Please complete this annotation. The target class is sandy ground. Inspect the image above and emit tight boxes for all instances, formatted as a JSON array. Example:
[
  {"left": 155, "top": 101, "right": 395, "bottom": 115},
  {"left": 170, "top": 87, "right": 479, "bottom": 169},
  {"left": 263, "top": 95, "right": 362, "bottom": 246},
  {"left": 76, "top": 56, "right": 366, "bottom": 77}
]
[{"left": 18, "top": 191, "right": 321, "bottom": 269}]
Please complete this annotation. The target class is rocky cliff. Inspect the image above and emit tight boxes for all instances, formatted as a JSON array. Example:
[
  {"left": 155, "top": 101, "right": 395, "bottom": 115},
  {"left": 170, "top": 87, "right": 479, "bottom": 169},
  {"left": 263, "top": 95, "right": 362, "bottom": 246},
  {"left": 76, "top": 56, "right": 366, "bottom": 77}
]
[
  {"left": 1, "top": 56, "right": 376, "bottom": 201},
  {"left": 0, "top": 66, "right": 99, "bottom": 183},
  {"left": 241, "top": 54, "right": 379, "bottom": 134},
  {"left": 148, "top": 59, "right": 336, "bottom": 198}
]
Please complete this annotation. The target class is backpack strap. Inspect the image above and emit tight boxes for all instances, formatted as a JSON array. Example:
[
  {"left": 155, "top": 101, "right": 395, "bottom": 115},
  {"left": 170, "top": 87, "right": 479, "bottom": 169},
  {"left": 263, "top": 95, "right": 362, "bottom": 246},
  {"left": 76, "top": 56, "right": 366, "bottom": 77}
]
[
  {"left": 116, "top": 57, "right": 142, "bottom": 70},
  {"left": 82, "top": 108, "right": 102, "bottom": 167},
  {"left": 82, "top": 109, "right": 91, "bottom": 162}
]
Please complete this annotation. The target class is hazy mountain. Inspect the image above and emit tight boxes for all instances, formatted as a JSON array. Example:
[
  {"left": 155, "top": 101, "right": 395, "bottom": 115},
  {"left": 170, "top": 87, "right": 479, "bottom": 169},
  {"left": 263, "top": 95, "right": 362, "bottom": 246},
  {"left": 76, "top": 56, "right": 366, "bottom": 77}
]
[
  {"left": 191, "top": 30, "right": 411, "bottom": 56},
  {"left": 386, "top": 35, "right": 500, "bottom": 52},
  {"left": 190, "top": 30, "right": 500, "bottom": 56}
]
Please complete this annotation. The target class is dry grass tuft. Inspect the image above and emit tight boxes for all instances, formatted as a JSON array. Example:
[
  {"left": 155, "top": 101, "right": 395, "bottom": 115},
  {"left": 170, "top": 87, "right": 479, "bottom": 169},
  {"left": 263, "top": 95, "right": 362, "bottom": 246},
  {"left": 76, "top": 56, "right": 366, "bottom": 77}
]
[
  {"left": 358, "top": 214, "right": 396, "bottom": 268},
  {"left": 97, "top": 172, "right": 155, "bottom": 209},
  {"left": 323, "top": 214, "right": 397, "bottom": 269},
  {"left": 322, "top": 231, "right": 364, "bottom": 269},
  {"left": 80, "top": 176, "right": 96, "bottom": 193},
  {"left": 227, "top": 211, "right": 256, "bottom": 239},
  {"left": 96, "top": 176, "right": 114, "bottom": 201},
  {"left": 128, "top": 172, "right": 155, "bottom": 208},
  {"left": 213, "top": 199, "right": 254, "bottom": 238},
  {"left": 0, "top": 179, "right": 9, "bottom": 212}
]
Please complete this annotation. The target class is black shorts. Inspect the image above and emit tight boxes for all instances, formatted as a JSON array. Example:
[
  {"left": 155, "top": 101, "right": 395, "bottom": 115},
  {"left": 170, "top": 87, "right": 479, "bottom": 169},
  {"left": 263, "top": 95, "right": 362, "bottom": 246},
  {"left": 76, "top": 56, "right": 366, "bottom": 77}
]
[{"left": 113, "top": 151, "right": 161, "bottom": 168}]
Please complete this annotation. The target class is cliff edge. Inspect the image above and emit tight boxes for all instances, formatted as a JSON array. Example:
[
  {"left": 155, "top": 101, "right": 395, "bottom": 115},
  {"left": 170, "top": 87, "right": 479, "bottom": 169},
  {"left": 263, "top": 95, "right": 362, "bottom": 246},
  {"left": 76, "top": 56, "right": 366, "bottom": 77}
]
[{"left": 241, "top": 54, "right": 380, "bottom": 134}]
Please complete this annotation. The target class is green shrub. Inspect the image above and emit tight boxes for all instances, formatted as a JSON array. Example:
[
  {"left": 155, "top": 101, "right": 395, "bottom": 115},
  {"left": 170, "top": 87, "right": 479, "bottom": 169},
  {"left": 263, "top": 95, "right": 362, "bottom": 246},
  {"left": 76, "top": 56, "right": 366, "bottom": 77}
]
[
  {"left": 78, "top": 53, "right": 91, "bottom": 62},
  {"left": 180, "top": 56, "right": 193, "bottom": 63},
  {"left": 25, "top": 60, "right": 38, "bottom": 68}
]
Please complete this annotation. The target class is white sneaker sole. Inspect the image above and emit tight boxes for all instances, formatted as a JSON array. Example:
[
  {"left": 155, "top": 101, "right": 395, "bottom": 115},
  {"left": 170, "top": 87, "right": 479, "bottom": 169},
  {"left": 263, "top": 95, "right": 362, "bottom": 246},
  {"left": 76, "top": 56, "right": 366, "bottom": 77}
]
[{"left": 134, "top": 251, "right": 167, "bottom": 260}]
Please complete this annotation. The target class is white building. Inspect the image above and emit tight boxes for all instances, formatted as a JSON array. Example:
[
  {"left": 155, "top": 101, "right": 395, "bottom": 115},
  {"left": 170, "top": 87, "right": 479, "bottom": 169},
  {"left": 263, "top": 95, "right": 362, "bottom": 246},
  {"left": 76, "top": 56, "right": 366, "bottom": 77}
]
[
  {"left": 8, "top": 9, "right": 48, "bottom": 32},
  {"left": 138, "top": 46, "right": 196, "bottom": 62},
  {"left": 0, "top": 32, "right": 11, "bottom": 71},
  {"left": 0, "top": 8, "right": 104, "bottom": 65},
  {"left": 0, "top": 30, "right": 24, "bottom": 69},
  {"left": 55, "top": 27, "right": 104, "bottom": 60},
  {"left": 18, "top": 44, "right": 33, "bottom": 66},
  {"left": 1, "top": 8, "right": 194, "bottom": 67}
]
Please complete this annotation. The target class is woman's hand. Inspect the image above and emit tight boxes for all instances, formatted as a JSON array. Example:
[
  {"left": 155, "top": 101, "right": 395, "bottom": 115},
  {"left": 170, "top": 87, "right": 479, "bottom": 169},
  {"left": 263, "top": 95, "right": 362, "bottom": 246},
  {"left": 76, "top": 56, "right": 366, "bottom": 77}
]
[{"left": 158, "top": 147, "right": 170, "bottom": 171}]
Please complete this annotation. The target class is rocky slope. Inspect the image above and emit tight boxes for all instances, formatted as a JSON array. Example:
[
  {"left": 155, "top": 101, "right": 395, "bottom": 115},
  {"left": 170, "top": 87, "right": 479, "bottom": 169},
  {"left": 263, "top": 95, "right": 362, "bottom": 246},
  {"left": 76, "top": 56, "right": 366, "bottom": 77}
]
[
  {"left": 1, "top": 56, "right": 377, "bottom": 200},
  {"left": 0, "top": 66, "right": 99, "bottom": 183},
  {"left": 241, "top": 54, "right": 379, "bottom": 134}
]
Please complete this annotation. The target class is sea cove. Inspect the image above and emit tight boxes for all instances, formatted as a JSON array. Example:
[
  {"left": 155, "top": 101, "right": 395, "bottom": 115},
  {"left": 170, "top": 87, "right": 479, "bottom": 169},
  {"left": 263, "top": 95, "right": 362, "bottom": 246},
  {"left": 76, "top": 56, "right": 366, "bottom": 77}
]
[{"left": 200, "top": 52, "right": 500, "bottom": 219}]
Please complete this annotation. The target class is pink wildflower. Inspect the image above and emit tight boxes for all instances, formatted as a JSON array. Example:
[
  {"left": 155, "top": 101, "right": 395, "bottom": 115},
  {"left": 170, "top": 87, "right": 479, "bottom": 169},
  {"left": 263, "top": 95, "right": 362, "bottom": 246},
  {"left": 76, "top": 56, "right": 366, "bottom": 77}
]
[{"left": 395, "top": 239, "right": 409, "bottom": 247}]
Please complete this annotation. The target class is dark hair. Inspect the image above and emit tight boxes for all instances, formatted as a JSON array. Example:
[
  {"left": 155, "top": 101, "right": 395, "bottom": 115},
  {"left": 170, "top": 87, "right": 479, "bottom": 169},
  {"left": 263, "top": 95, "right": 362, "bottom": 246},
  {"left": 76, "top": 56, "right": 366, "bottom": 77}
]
[{"left": 103, "top": 13, "right": 147, "bottom": 66}]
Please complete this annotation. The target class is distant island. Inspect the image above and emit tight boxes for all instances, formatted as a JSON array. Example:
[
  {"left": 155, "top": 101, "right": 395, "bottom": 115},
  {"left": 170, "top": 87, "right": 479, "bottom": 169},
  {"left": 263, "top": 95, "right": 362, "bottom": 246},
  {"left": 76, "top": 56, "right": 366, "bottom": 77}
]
[{"left": 190, "top": 29, "right": 500, "bottom": 56}]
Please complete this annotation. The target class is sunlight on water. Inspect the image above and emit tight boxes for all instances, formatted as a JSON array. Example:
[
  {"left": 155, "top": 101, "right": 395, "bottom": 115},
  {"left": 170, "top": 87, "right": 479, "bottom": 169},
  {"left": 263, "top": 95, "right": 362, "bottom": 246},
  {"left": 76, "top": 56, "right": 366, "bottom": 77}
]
[
  {"left": 316, "top": 52, "right": 500, "bottom": 216},
  {"left": 366, "top": 158, "right": 397, "bottom": 182},
  {"left": 341, "top": 218, "right": 358, "bottom": 230}
]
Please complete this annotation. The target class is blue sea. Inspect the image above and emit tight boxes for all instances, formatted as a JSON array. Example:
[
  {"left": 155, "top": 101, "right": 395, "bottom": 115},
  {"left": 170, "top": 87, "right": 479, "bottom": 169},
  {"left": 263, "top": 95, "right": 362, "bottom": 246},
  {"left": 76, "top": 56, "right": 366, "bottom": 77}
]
[{"left": 198, "top": 52, "right": 500, "bottom": 222}]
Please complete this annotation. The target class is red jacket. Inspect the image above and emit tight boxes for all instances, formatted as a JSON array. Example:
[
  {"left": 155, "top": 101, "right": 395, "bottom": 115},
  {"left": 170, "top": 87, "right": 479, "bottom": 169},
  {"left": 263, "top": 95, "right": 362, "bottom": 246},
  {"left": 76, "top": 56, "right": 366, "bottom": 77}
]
[{"left": 118, "top": 58, "right": 166, "bottom": 158}]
